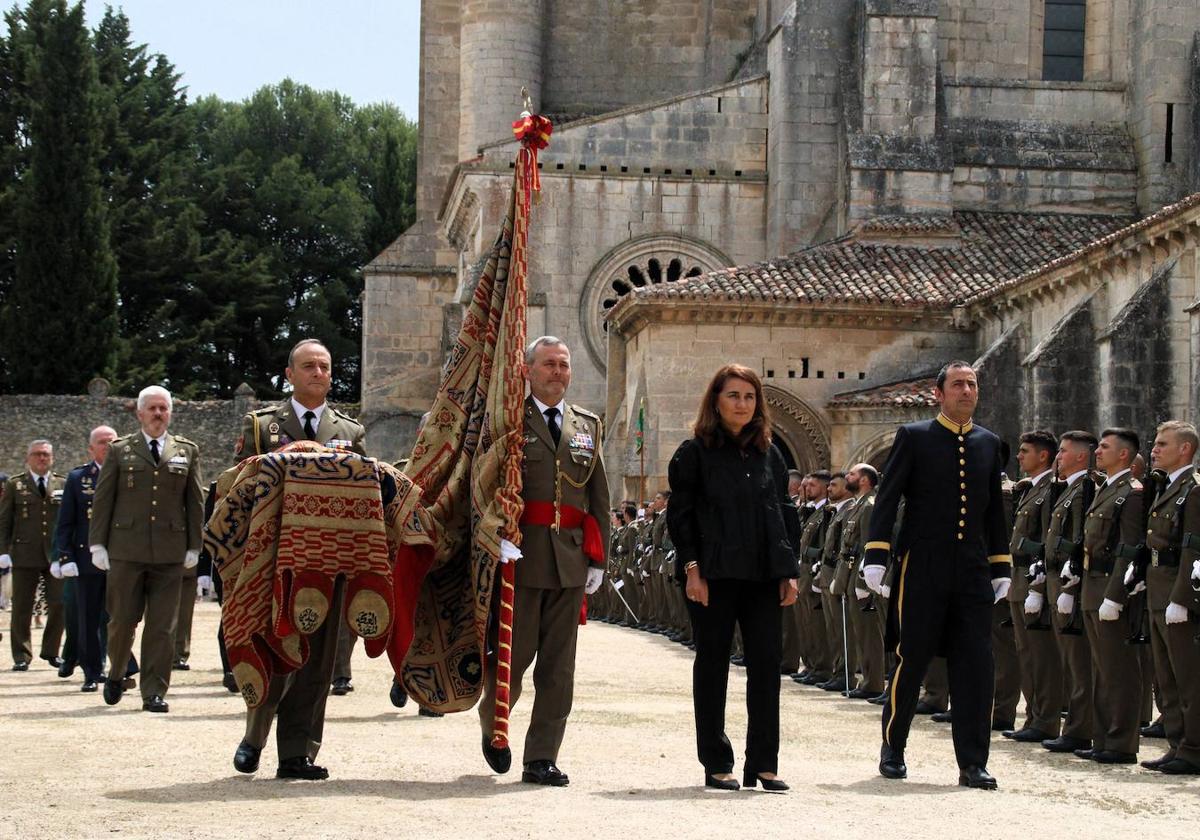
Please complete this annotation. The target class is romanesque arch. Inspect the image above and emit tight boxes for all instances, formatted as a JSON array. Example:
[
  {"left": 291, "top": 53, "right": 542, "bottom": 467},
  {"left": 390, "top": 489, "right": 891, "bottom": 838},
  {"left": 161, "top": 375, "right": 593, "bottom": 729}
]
[
  {"left": 847, "top": 430, "right": 898, "bottom": 471},
  {"left": 763, "top": 385, "right": 831, "bottom": 474},
  {"left": 579, "top": 233, "right": 732, "bottom": 371}
]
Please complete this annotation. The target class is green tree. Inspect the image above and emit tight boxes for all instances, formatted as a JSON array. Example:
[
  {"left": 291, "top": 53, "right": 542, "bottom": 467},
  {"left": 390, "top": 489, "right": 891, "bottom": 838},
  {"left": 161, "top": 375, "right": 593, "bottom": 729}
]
[{"left": 0, "top": 0, "right": 117, "bottom": 393}]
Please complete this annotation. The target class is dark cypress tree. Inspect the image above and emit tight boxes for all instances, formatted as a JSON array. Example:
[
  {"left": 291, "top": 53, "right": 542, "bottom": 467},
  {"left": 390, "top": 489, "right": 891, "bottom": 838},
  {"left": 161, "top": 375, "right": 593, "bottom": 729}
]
[{"left": 0, "top": 0, "right": 117, "bottom": 393}]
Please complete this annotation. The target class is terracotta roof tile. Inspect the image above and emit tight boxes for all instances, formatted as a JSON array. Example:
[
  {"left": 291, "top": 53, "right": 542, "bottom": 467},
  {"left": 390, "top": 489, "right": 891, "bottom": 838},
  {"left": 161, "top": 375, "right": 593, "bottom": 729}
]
[
  {"left": 628, "top": 210, "right": 1135, "bottom": 310},
  {"left": 828, "top": 376, "right": 939, "bottom": 408}
]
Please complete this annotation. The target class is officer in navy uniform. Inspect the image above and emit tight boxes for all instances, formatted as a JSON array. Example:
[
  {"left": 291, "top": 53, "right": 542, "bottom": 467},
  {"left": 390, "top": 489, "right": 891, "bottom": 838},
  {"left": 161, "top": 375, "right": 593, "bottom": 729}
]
[
  {"left": 862, "top": 361, "right": 1011, "bottom": 790},
  {"left": 230, "top": 338, "right": 367, "bottom": 781}
]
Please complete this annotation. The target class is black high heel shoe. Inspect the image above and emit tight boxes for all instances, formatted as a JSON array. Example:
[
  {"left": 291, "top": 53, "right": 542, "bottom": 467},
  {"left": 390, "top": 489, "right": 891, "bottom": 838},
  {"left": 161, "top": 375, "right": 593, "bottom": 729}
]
[
  {"left": 743, "top": 771, "right": 789, "bottom": 792},
  {"left": 704, "top": 773, "right": 740, "bottom": 791}
]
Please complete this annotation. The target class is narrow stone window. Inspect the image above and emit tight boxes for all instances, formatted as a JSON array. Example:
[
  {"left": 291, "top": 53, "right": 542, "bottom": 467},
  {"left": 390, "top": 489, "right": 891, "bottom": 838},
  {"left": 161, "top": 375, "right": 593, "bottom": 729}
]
[
  {"left": 1165, "top": 103, "right": 1174, "bottom": 163},
  {"left": 1043, "top": 0, "right": 1085, "bottom": 82}
]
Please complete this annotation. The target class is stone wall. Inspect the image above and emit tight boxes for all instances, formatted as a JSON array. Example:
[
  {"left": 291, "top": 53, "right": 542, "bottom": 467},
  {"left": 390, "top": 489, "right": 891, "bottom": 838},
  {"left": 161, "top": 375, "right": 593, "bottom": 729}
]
[
  {"left": 938, "top": 0, "right": 1037, "bottom": 81},
  {"left": 1022, "top": 294, "right": 1098, "bottom": 435},
  {"left": 972, "top": 323, "right": 1025, "bottom": 471}
]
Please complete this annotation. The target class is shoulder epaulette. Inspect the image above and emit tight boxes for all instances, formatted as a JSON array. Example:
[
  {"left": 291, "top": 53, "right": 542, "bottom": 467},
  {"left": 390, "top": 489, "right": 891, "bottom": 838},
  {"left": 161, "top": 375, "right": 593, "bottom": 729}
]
[
  {"left": 332, "top": 407, "right": 360, "bottom": 422},
  {"left": 172, "top": 435, "right": 196, "bottom": 445},
  {"left": 72, "top": 463, "right": 89, "bottom": 472},
  {"left": 249, "top": 406, "right": 277, "bottom": 416},
  {"left": 112, "top": 433, "right": 135, "bottom": 443},
  {"left": 1129, "top": 478, "right": 1143, "bottom": 491},
  {"left": 571, "top": 405, "right": 600, "bottom": 421}
]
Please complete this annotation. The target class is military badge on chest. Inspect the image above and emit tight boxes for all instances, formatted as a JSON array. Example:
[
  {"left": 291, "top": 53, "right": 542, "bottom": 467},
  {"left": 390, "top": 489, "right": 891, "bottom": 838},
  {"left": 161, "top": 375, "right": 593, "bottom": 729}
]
[{"left": 568, "top": 429, "right": 594, "bottom": 466}]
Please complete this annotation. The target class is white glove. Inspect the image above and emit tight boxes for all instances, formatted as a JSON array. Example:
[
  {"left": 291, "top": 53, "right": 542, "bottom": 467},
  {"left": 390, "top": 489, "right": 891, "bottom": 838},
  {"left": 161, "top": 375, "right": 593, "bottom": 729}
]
[
  {"left": 1192, "top": 559, "right": 1200, "bottom": 584},
  {"left": 811, "top": 583, "right": 821, "bottom": 594},
  {"left": 183, "top": 549, "right": 199, "bottom": 570},
  {"left": 1098, "top": 598, "right": 1123, "bottom": 621},
  {"left": 49, "top": 561, "right": 63, "bottom": 579},
  {"left": 60, "top": 562, "right": 79, "bottom": 577},
  {"left": 991, "top": 577, "right": 1011, "bottom": 603},
  {"left": 1060, "top": 564, "right": 1080, "bottom": 588},
  {"left": 498, "top": 538, "right": 522, "bottom": 564},
  {"left": 0, "top": 554, "right": 11, "bottom": 570},
  {"left": 880, "top": 584, "right": 891, "bottom": 599},
  {"left": 1165, "top": 602, "right": 1189, "bottom": 625},
  {"left": 89, "top": 545, "right": 109, "bottom": 572},
  {"left": 197, "top": 575, "right": 213, "bottom": 596},
  {"left": 1030, "top": 568, "right": 1046, "bottom": 587},
  {"left": 1123, "top": 562, "right": 1147, "bottom": 595},
  {"left": 1024, "top": 591, "right": 1044, "bottom": 615},
  {"left": 855, "top": 587, "right": 870, "bottom": 600},
  {"left": 1056, "top": 592, "right": 1074, "bottom": 615},
  {"left": 585, "top": 567, "right": 604, "bottom": 595},
  {"left": 862, "top": 564, "right": 885, "bottom": 594}
]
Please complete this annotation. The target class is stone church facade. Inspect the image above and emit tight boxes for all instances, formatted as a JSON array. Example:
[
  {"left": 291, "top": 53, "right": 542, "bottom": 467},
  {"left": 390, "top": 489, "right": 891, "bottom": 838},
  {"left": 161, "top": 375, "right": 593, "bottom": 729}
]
[{"left": 364, "top": 0, "right": 1200, "bottom": 499}]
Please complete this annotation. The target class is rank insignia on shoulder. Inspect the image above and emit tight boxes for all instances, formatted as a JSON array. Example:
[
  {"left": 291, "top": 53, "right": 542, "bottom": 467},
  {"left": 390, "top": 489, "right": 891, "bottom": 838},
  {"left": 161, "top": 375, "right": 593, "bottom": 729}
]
[
  {"left": 1130, "top": 479, "right": 1143, "bottom": 490},
  {"left": 268, "top": 422, "right": 280, "bottom": 434}
]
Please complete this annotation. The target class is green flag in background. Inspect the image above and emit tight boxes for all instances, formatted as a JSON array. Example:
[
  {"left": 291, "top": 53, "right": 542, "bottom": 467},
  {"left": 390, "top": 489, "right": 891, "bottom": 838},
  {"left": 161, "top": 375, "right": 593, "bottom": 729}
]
[{"left": 635, "top": 398, "right": 645, "bottom": 453}]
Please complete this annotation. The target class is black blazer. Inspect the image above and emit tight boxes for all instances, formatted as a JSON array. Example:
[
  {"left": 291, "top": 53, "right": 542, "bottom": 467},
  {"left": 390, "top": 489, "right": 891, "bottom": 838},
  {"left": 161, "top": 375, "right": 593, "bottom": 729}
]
[
  {"left": 667, "top": 436, "right": 801, "bottom": 583},
  {"left": 55, "top": 462, "right": 101, "bottom": 573}
]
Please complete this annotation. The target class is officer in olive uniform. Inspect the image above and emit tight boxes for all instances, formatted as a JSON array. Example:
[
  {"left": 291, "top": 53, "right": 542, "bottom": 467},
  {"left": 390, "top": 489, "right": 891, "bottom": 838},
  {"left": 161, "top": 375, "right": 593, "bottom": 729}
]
[
  {"left": 1005, "top": 430, "right": 1063, "bottom": 743},
  {"left": 1039, "top": 431, "right": 1096, "bottom": 753},
  {"left": 1075, "top": 428, "right": 1144, "bottom": 762},
  {"left": 0, "top": 440, "right": 66, "bottom": 669},
  {"left": 230, "top": 338, "right": 367, "bottom": 781},
  {"left": 863, "top": 362, "right": 1010, "bottom": 789},
  {"left": 817, "top": 475, "right": 857, "bottom": 692},
  {"left": 1138, "top": 420, "right": 1200, "bottom": 774},
  {"left": 793, "top": 474, "right": 831, "bottom": 685},
  {"left": 479, "top": 337, "right": 610, "bottom": 787},
  {"left": 90, "top": 387, "right": 204, "bottom": 713},
  {"left": 837, "top": 463, "right": 883, "bottom": 699}
]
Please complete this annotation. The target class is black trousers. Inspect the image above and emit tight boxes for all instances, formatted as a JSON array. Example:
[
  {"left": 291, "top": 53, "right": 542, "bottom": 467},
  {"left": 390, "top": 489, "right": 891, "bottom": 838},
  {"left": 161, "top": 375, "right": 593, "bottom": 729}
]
[
  {"left": 882, "top": 545, "right": 994, "bottom": 770},
  {"left": 686, "top": 578, "right": 782, "bottom": 776},
  {"left": 76, "top": 574, "right": 138, "bottom": 682}
]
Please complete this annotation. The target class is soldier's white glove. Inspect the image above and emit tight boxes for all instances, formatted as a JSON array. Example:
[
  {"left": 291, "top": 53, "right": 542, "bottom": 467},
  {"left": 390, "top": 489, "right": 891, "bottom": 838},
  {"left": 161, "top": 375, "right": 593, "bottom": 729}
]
[
  {"left": 855, "top": 587, "right": 870, "bottom": 600},
  {"left": 1098, "top": 599, "right": 1123, "bottom": 621},
  {"left": 0, "top": 554, "right": 11, "bottom": 570},
  {"left": 862, "top": 564, "right": 885, "bottom": 594},
  {"left": 991, "top": 577, "right": 1011, "bottom": 603},
  {"left": 183, "top": 549, "right": 199, "bottom": 570},
  {"left": 1123, "top": 562, "right": 1146, "bottom": 595},
  {"left": 1165, "top": 602, "right": 1189, "bottom": 625},
  {"left": 498, "top": 538, "right": 522, "bottom": 564},
  {"left": 1192, "top": 559, "right": 1200, "bottom": 584},
  {"left": 1060, "top": 564, "right": 1080, "bottom": 588},
  {"left": 1056, "top": 592, "right": 1074, "bottom": 615},
  {"left": 1024, "top": 591, "right": 1044, "bottom": 615},
  {"left": 89, "top": 545, "right": 109, "bottom": 572},
  {"left": 1029, "top": 567, "right": 1046, "bottom": 587},
  {"left": 585, "top": 567, "right": 604, "bottom": 595},
  {"left": 880, "top": 584, "right": 891, "bottom": 599},
  {"left": 49, "top": 561, "right": 63, "bottom": 579},
  {"left": 61, "top": 561, "right": 79, "bottom": 577},
  {"left": 811, "top": 583, "right": 821, "bottom": 594},
  {"left": 197, "top": 575, "right": 213, "bottom": 596}
]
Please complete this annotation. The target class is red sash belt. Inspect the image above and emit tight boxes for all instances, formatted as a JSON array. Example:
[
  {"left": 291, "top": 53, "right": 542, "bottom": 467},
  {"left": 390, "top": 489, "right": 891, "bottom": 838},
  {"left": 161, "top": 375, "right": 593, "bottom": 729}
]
[{"left": 520, "top": 501, "right": 605, "bottom": 567}]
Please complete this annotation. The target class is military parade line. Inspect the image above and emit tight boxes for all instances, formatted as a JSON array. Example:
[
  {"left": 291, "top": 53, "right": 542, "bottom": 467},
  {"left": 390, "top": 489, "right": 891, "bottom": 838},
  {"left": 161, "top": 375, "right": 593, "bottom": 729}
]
[{"left": 1, "top": 345, "right": 1199, "bottom": 791}]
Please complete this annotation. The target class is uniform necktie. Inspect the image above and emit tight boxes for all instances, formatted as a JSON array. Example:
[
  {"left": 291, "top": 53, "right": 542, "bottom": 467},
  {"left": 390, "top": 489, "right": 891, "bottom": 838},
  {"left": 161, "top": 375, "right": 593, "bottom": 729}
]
[
  {"left": 37, "top": 476, "right": 45, "bottom": 497},
  {"left": 303, "top": 410, "right": 317, "bottom": 440},
  {"left": 544, "top": 407, "right": 561, "bottom": 447},
  {"left": 150, "top": 439, "right": 160, "bottom": 464}
]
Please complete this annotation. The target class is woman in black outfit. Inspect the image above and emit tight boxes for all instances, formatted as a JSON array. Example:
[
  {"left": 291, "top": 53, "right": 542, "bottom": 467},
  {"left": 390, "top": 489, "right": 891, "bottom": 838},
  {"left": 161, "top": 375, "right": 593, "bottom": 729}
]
[{"left": 667, "top": 363, "right": 800, "bottom": 792}]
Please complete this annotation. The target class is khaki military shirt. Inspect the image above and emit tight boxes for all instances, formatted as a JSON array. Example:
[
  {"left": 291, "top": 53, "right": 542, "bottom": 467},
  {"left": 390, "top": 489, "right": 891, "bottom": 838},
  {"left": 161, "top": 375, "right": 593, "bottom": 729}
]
[
  {"left": 833, "top": 491, "right": 875, "bottom": 596},
  {"left": 1007, "top": 474, "right": 1056, "bottom": 602},
  {"left": 1081, "top": 471, "right": 1143, "bottom": 609},
  {"left": 1145, "top": 467, "right": 1200, "bottom": 611},
  {"left": 235, "top": 401, "right": 366, "bottom": 461},
  {"left": 0, "top": 471, "right": 65, "bottom": 567}
]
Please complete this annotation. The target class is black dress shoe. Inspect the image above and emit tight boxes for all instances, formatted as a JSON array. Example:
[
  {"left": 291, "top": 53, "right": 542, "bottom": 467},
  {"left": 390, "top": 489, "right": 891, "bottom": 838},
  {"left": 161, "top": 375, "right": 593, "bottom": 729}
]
[
  {"left": 418, "top": 707, "right": 444, "bottom": 717},
  {"left": 1140, "top": 753, "right": 1174, "bottom": 770},
  {"left": 914, "top": 701, "right": 940, "bottom": 715},
  {"left": 879, "top": 744, "right": 906, "bottom": 779},
  {"left": 81, "top": 680, "right": 98, "bottom": 693},
  {"left": 330, "top": 677, "right": 353, "bottom": 695},
  {"left": 1140, "top": 720, "right": 1166, "bottom": 738},
  {"left": 847, "top": 687, "right": 878, "bottom": 700},
  {"left": 482, "top": 735, "right": 512, "bottom": 773},
  {"left": 522, "top": 760, "right": 569, "bottom": 786},
  {"left": 1042, "top": 735, "right": 1090, "bottom": 753},
  {"left": 223, "top": 672, "right": 239, "bottom": 693},
  {"left": 172, "top": 659, "right": 190, "bottom": 671},
  {"left": 868, "top": 692, "right": 889, "bottom": 705},
  {"left": 277, "top": 756, "right": 329, "bottom": 780},
  {"left": 991, "top": 720, "right": 1015, "bottom": 732},
  {"left": 819, "top": 678, "right": 848, "bottom": 693},
  {"left": 41, "top": 655, "right": 64, "bottom": 668},
  {"left": 122, "top": 676, "right": 137, "bottom": 690},
  {"left": 1092, "top": 750, "right": 1137, "bottom": 764},
  {"left": 931, "top": 711, "right": 953, "bottom": 724},
  {"left": 1157, "top": 757, "right": 1200, "bottom": 775},
  {"left": 743, "top": 771, "right": 789, "bottom": 791},
  {"left": 58, "top": 660, "right": 75, "bottom": 678},
  {"left": 11, "top": 661, "right": 29, "bottom": 672},
  {"left": 958, "top": 765, "right": 998, "bottom": 790},
  {"left": 234, "top": 740, "right": 261, "bottom": 774},
  {"left": 102, "top": 678, "right": 124, "bottom": 705},
  {"left": 142, "top": 694, "right": 169, "bottom": 713},
  {"left": 389, "top": 679, "right": 409, "bottom": 709},
  {"left": 1073, "top": 748, "right": 1096, "bottom": 760},
  {"left": 1007, "top": 727, "right": 1051, "bottom": 743},
  {"left": 704, "top": 773, "right": 739, "bottom": 790}
]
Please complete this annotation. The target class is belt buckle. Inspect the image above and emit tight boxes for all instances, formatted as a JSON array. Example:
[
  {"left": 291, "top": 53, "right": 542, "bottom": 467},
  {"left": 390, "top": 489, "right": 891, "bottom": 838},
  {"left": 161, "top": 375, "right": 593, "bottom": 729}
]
[{"left": 1151, "top": 549, "right": 1159, "bottom": 567}]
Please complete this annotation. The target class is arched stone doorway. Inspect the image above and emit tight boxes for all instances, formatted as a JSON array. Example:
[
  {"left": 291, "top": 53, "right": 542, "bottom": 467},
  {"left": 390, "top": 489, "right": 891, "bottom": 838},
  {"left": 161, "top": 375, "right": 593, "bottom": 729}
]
[
  {"left": 763, "top": 385, "right": 830, "bottom": 473},
  {"left": 847, "top": 430, "right": 897, "bottom": 472}
]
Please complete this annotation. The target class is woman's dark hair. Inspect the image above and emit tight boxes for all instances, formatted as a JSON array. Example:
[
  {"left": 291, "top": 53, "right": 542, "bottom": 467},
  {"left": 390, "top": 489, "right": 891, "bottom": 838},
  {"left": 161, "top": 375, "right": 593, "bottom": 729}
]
[{"left": 693, "top": 363, "right": 772, "bottom": 452}]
